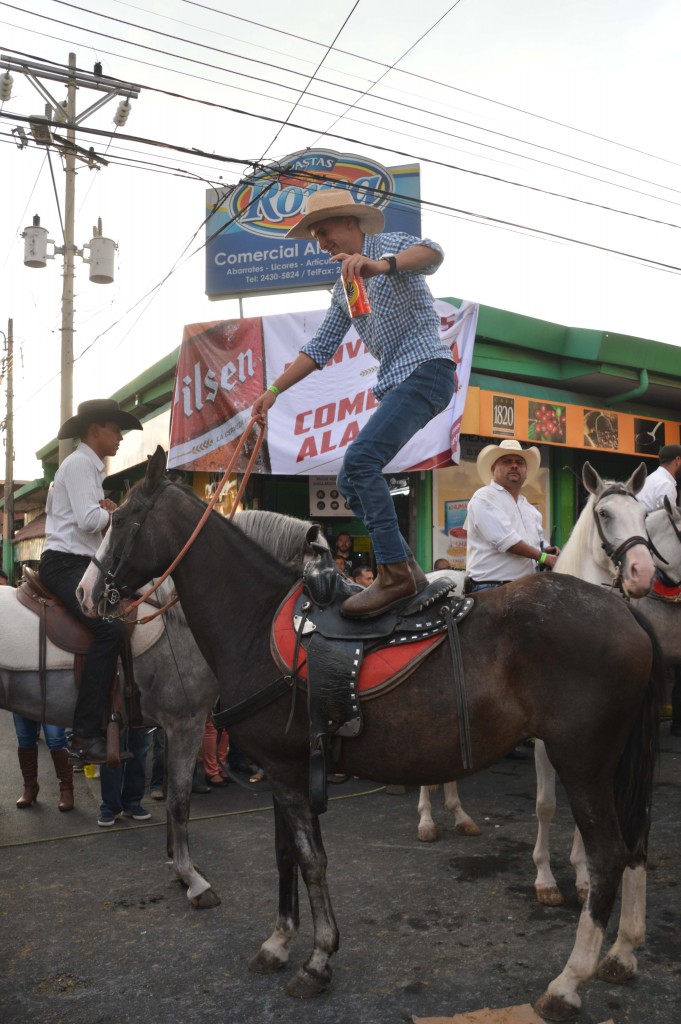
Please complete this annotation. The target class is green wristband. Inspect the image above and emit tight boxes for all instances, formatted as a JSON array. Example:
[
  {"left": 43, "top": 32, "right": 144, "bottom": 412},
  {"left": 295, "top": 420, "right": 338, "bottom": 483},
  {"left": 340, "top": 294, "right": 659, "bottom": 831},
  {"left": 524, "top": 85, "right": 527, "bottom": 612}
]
[
  {"left": 538, "top": 551, "right": 547, "bottom": 565},
  {"left": 267, "top": 384, "right": 280, "bottom": 397}
]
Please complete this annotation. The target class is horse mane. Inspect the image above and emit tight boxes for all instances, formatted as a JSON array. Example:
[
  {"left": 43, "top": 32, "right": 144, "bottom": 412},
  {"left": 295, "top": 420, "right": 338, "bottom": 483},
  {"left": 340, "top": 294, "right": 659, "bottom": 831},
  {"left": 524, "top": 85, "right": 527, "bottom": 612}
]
[
  {"left": 554, "top": 491, "right": 599, "bottom": 576},
  {"left": 234, "top": 509, "right": 329, "bottom": 571}
]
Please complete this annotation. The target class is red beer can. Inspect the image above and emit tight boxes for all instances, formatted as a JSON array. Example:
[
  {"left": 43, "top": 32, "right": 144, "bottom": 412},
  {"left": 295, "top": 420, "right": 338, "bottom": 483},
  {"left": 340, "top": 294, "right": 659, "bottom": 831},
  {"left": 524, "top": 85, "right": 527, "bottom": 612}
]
[{"left": 344, "top": 275, "right": 371, "bottom": 318}]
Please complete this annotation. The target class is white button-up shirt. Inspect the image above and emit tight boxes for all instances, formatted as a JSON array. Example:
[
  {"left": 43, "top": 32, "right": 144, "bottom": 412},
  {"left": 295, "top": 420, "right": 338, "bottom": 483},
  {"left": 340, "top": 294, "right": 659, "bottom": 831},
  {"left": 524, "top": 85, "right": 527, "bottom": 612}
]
[
  {"left": 44, "top": 443, "right": 110, "bottom": 557},
  {"left": 465, "top": 481, "right": 545, "bottom": 582},
  {"left": 637, "top": 465, "right": 678, "bottom": 513}
]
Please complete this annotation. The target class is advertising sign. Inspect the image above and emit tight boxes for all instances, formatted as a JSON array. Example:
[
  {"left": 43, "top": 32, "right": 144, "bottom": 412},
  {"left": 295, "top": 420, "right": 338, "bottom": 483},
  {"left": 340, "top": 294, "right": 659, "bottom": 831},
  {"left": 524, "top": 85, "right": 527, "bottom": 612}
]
[
  {"left": 479, "top": 390, "right": 680, "bottom": 458},
  {"left": 168, "top": 300, "right": 478, "bottom": 476},
  {"left": 205, "top": 150, "right": 421, "bottom": 299}
]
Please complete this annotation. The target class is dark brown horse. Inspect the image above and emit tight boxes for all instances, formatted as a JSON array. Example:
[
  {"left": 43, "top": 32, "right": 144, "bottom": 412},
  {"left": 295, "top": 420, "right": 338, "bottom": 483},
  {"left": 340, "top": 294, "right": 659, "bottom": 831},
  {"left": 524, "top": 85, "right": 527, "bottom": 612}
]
[{"left": 78, "top": 447, "right": 662, "bottom": 1022}]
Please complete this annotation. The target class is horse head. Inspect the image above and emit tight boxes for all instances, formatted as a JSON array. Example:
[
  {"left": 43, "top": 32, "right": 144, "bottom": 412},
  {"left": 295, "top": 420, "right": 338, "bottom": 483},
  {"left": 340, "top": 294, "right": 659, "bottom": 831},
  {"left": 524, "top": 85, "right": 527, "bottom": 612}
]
[
  {"left": 579, "top": 461, "right": 655, "bottom": 597},
  {"left": 645, "top": 497, "right": 681, "bottom": 587}
]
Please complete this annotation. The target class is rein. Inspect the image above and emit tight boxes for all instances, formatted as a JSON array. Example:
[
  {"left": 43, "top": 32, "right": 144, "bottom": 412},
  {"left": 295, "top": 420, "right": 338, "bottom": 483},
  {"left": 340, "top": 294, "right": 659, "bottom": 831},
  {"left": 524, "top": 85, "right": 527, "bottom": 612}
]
[{"left": 97, "top": 418, "right": 263, "bottom": 620}]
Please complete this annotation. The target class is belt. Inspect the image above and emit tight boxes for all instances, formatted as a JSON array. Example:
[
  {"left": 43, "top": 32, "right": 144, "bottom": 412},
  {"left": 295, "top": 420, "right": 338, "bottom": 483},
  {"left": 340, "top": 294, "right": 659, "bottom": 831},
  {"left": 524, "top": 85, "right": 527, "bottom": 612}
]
[{"left": 470, "top": 579, "right": 513, "bottom": 587}]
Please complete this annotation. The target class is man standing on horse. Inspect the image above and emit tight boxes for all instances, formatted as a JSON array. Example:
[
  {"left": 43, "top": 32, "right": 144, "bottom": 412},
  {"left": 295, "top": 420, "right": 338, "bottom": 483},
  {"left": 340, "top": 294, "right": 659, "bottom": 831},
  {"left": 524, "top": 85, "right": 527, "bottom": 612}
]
[
  {"left": 464, "top": 438, "right": 558, "bottom": 593},
  {"left": 251, "top": 189, "right": 456, "bottom": 619},
  {"left": 39, "top": 399, "right": 142, "bottom": 765}
]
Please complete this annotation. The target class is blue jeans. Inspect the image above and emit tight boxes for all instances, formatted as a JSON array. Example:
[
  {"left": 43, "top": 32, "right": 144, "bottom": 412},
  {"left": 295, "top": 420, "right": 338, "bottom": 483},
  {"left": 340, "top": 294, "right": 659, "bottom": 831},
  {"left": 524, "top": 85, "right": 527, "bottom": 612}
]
[
  {"left": 337, "top": 359, "right": 456, "bottom": 565},
  {"left": 100, "top": 727, "right": 152, "bottom": 814},
  {"left": 13, "top": 714, "right": 67, "bottom": 752}
]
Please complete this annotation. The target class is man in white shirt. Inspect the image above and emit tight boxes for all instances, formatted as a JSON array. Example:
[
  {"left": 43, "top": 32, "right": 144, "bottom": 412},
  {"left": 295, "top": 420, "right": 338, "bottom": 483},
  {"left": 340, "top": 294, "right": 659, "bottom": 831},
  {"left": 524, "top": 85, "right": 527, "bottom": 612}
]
[
  {"left": 465, "top": 438, "right": 558, "bottom": 593},
  {"left": 637, "top": 443, "right": 681, "bottom": 512},
  {"left": 39, "top": 399, "right": 142, "bottom": 764}
]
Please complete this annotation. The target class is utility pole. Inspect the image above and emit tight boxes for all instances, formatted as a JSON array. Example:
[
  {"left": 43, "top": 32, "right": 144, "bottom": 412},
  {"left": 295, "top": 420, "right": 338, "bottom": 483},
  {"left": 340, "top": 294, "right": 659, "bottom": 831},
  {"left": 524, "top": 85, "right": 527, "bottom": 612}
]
[
  {"left": 2, "top": 319, "right": 14, "bottom": 584},
  {"left": 2, "top": 52, "right": 140, "bottom": 462}
]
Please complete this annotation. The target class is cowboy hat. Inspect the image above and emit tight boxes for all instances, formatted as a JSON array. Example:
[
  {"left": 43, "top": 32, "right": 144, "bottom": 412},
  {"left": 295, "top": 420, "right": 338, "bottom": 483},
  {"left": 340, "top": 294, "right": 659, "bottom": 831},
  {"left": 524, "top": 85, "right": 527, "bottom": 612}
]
[
  {"left": 286, "top": 187, "right": 385, "bottom": 239},
  {"left": 57, "top": 399, "right": 143, "bottom": 440},
  {"left": 476, "top": 438, "right": 540, "bottom": 485}
]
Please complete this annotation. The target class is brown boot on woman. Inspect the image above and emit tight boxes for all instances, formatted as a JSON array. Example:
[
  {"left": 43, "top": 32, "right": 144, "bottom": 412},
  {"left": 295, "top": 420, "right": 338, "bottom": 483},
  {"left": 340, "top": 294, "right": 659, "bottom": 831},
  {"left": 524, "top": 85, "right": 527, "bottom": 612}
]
[
  {"left": 16, "top": 746, "right": 39, "bottom": 808},
  {"left": 51, "top": 748, "right": 75, "bottom": 812}
]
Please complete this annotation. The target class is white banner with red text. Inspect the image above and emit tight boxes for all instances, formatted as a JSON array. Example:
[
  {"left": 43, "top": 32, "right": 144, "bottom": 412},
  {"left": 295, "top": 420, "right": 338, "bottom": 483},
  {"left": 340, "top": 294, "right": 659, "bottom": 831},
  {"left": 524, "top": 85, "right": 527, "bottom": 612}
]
[{"left": 168, "top": 300, "right": 478, "bottom": 475}]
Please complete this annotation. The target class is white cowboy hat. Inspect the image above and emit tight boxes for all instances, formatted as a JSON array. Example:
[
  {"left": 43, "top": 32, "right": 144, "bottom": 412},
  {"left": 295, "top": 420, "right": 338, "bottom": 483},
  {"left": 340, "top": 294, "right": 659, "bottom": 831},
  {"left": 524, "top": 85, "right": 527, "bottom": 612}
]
[
  {"left": 476, "top": 438, "right": 541, "bottom": 485},
  {"left": 286, "top": 187, "right": 385, "bottom": 239}
]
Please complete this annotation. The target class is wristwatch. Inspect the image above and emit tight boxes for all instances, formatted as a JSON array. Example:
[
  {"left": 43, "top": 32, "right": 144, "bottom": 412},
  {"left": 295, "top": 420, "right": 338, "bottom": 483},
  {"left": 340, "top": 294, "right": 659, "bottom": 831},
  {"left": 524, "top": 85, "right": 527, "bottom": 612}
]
[{"left": 380, "top": 254, "right": 397, "bottom": 275}]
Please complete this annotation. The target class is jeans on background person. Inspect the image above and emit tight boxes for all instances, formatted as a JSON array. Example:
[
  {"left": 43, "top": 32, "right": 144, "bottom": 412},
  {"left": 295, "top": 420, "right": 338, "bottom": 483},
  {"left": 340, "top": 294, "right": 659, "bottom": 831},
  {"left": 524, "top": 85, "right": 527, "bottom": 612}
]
[
  {"left": 13, "top": 715, "right": 68, "bottom": 752},
  {"left": 337, "top": 359, "right": 455, "bottom": 565},
  {"left": 99, "top": 727, "right": 153, "bottom": 823}
]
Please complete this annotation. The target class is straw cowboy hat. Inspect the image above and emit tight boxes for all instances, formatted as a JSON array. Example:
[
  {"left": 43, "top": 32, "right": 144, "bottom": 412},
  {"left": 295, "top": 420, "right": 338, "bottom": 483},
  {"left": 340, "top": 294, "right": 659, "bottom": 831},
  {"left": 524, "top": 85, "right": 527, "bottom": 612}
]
[
  {"left": 476, "top": 438, "right": 541, "bottom": 485},
  {"left": 286, "top": 188, "right": 385, "bottom": 240},
  {"left": 58, "top": 399, "right": 143, "bottom": 440}
]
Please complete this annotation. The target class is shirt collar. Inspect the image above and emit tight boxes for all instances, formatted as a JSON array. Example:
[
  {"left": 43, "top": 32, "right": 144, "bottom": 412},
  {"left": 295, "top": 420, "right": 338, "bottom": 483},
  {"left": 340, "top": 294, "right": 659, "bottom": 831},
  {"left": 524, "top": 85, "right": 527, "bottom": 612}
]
[{"left": 77, "top": 441, "right": 106, "bottom": 473}]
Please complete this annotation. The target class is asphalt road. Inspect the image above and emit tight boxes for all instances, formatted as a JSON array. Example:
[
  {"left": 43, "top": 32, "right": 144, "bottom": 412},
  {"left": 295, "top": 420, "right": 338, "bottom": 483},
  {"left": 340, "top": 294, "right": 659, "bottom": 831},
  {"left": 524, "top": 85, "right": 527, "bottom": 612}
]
[{"left": 0, "top": 710, "right": 679, "bottom": 1024}]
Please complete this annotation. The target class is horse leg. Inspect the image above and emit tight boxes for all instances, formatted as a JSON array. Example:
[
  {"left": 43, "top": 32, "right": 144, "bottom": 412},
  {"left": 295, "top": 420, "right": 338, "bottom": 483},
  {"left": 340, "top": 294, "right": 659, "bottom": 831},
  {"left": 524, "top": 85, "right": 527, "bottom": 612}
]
[
  {"left": 164, "top": 721, "right": 220, "bottom": 909},
  {"left": 443, "top": 780, "right": 481, "bottom": 836},
  {"left": 253, "top": 786, "right": 339, "bottom": 998},
  {"left": 249, "top": 797, "right": 300, "bottom": 975},
  {"left": 597, "top": 864, "right": 647, "bottom": 983},
  {"left": 417, "top": 785, "right": 438, "bottom": 842},
  {"left": 532, "top": 739, "right": 564, "bottom": 906},
  {"left": 535, "top": 792, "right": 629, "bottom": 1020},
  {"left": 569, "top": 828, "right": 589, "bottom": 904}
]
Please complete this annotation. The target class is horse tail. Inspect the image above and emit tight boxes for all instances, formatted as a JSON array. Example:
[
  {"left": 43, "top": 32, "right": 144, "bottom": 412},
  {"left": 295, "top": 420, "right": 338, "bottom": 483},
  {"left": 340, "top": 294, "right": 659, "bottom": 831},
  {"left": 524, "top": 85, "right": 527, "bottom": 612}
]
[{"left": 613, "top": 605, "right": 665, "bottom": 856}]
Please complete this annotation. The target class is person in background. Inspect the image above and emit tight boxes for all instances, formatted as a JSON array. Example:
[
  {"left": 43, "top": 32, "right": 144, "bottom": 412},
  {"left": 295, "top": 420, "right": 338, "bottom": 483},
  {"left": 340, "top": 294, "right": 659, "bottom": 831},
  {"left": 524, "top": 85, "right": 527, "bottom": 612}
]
[
  {"left": 97, "top": 727, "right": 153, "bottom": 827},
  {"left": 351, "top": 564, "right": 374, "bottom": 588},
  {"left": 465, "top": 439, "right": 558, "bottom": 593},
  {"left": 38, "top": 398, "right": 143, "bottom": 765},
  {"left": 13, "top": 715, "right": 74, "bottom": 812},
  {"left": 199, "top": 716, "right": 229, "bottom": 787},
  {"left": 334, "top": 555, "right": 348, "bottom": 576},
  {"left": 433, "top": 558, "right": 453, "bottom": 570},
  {"left": 637, "top": 443, "right": 681, "bottom": 512},
  {"left": 333, "top": 532, "right": 355, "bottom": 573},
  {"left": 252, "top": 189, "right": 456, "bottom": 619}
]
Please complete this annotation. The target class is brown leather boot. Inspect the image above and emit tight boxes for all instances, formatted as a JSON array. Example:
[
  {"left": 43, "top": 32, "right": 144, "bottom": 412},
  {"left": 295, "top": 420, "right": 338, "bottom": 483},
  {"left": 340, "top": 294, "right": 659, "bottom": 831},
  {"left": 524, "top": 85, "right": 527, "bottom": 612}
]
[
  {"left": 16, "top": 747, "right": 39, "bottom": 808},
  {"left": 51, "top": 748, "right": 75, "bottom": 812},
  {"left": 407, "top": 553, "right": 429, "bottom": 593},
  {"left": 341, "top": 561, "right": 416, "bottom": 619}
]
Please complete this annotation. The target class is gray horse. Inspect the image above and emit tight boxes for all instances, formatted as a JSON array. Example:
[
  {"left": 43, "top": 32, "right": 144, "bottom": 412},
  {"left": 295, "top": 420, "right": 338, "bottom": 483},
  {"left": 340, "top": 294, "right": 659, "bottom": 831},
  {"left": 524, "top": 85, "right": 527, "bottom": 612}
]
[{"left": 0, "top": 510, "right": 325, "bottom": 908}]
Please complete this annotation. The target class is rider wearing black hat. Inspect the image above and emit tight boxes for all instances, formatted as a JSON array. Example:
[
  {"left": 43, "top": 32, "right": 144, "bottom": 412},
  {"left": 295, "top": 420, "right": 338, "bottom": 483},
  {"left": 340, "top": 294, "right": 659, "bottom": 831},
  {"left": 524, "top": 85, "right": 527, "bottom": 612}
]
[{"left": 39, "top": 399, "right": 143, "bottom": 764}]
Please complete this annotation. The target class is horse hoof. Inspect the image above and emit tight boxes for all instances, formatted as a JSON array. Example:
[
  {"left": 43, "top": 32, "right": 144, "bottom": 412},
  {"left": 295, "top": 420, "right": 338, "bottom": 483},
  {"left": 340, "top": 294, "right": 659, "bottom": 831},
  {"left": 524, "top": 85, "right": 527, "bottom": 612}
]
[
  {"left": 597, "top": 954, "right": 636, "bottom": 984},
  {"left": 285, "top": 967, "right": 330, "bottom": 998},
  {"left": 534, "top": 991, "right": 580, "bottom": 1021},
  {"left": 455, "top": 820, "right": 481, "bottom": 836},
  {"left": 190, "top": 888, "right": 221, "bottom": 910},
  {"left": 575, "top": 884, "right": 589, "bottom": 905},
  {"left": 417, "top": 824, "right": 437, "bottom": 842},
  {"left": 248, "top": 948, "right": 287, "bottom": 975},
  {"left": 535, "top": 885, "right": 565, "bottom": 907}
]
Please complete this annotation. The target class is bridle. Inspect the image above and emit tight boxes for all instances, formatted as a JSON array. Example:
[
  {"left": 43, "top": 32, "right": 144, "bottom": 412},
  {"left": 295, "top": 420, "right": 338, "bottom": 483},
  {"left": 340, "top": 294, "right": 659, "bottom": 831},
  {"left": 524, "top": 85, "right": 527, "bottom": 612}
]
[
  {"left": 94, "top": 419, "right": 263, "bottom": 621},
  {"left": 591, "top": 484, "right": 666, "bottom": 587}
]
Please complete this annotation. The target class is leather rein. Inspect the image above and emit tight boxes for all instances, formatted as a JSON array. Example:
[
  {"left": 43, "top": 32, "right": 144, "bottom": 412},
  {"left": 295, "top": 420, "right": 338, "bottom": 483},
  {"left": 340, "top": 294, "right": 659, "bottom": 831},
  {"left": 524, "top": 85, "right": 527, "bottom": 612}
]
[{"left": 95, "top": 418, "right": 263, "bottom": 622}]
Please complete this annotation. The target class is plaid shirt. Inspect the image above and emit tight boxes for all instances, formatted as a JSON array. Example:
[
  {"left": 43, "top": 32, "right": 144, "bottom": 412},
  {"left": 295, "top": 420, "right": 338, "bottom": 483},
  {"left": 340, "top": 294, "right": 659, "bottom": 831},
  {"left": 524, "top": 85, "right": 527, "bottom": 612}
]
[{"left": 301, "top": 231, "right": 453, "bottom": 400}]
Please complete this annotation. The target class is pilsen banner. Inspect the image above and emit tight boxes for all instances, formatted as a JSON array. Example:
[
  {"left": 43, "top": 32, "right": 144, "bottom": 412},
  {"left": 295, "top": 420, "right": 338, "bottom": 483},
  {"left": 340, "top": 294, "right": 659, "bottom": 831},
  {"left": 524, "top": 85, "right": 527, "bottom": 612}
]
[{"left": 168, "top": 300, "right": 479, "bottom": 476}]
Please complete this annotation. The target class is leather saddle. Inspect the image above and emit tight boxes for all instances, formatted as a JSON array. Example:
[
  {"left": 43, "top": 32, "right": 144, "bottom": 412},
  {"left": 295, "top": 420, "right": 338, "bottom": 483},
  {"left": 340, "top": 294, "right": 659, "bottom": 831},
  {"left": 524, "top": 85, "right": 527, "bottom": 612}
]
[
  {"left": 295, "top": 552, "right": 473, "bottom": 815},
  {"left": 17, "top": 566, "right": 143, "bottom": 734}
]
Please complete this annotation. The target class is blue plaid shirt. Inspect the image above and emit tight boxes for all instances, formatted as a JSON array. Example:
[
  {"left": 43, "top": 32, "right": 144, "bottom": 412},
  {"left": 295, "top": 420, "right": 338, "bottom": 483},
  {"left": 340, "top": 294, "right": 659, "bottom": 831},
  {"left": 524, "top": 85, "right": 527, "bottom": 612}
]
[{"left": 301, "top": 231, "right": 453, "bottom": 400}]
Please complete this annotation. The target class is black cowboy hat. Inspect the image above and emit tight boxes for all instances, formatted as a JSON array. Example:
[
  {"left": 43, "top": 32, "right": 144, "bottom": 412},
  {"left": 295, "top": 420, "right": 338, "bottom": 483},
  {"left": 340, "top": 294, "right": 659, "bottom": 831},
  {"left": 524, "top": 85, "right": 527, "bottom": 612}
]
[{"left": 57, "top": 399, "right": 143, "bottom": 440}]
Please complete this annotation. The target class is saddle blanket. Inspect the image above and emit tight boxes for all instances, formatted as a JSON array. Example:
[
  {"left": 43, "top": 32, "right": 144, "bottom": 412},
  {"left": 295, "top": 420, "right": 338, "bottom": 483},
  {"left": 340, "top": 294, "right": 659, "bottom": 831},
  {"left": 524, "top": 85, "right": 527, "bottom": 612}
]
[
  {"left": 0, "top": 586, "right": 165, "bottom": 672},
  {"left": 271, "top": 583, "right": 446, "bottom": 699}
]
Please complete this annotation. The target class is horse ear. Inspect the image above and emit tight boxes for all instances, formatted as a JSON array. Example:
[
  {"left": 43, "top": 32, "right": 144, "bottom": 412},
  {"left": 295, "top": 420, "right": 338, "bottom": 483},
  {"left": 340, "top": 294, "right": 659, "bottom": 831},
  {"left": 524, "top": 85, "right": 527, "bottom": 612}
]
[
  {"left": 629, "top": 462, "right": 647, "bottom": 496},
  {"left": 146, "top": 445, "right": 167, "bottom": 489},
  {"left": 582, "top": 461, "right": 602, "bottom": 496}
]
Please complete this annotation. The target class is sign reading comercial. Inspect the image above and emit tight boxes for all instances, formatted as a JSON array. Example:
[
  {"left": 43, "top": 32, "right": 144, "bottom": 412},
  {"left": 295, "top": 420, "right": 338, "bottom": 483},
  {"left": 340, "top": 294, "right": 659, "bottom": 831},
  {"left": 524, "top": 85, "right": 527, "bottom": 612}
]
[{"left": 205, "top": 150, "right": 421, "bottom": 300}]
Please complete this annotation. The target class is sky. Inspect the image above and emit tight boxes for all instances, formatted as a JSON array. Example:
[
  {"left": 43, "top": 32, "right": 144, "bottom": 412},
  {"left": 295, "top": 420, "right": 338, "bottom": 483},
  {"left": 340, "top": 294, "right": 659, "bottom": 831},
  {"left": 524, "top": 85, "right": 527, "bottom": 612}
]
[{"left": 0, "top": 0, "right": 680, "bottom": 478}]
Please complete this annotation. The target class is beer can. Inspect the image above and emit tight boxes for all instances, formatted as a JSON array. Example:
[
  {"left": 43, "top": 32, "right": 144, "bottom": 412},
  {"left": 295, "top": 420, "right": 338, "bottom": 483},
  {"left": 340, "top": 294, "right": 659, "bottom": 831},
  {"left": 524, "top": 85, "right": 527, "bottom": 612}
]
[{"left": 344, "top": 275, "right": 371, "bottom": 318}]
